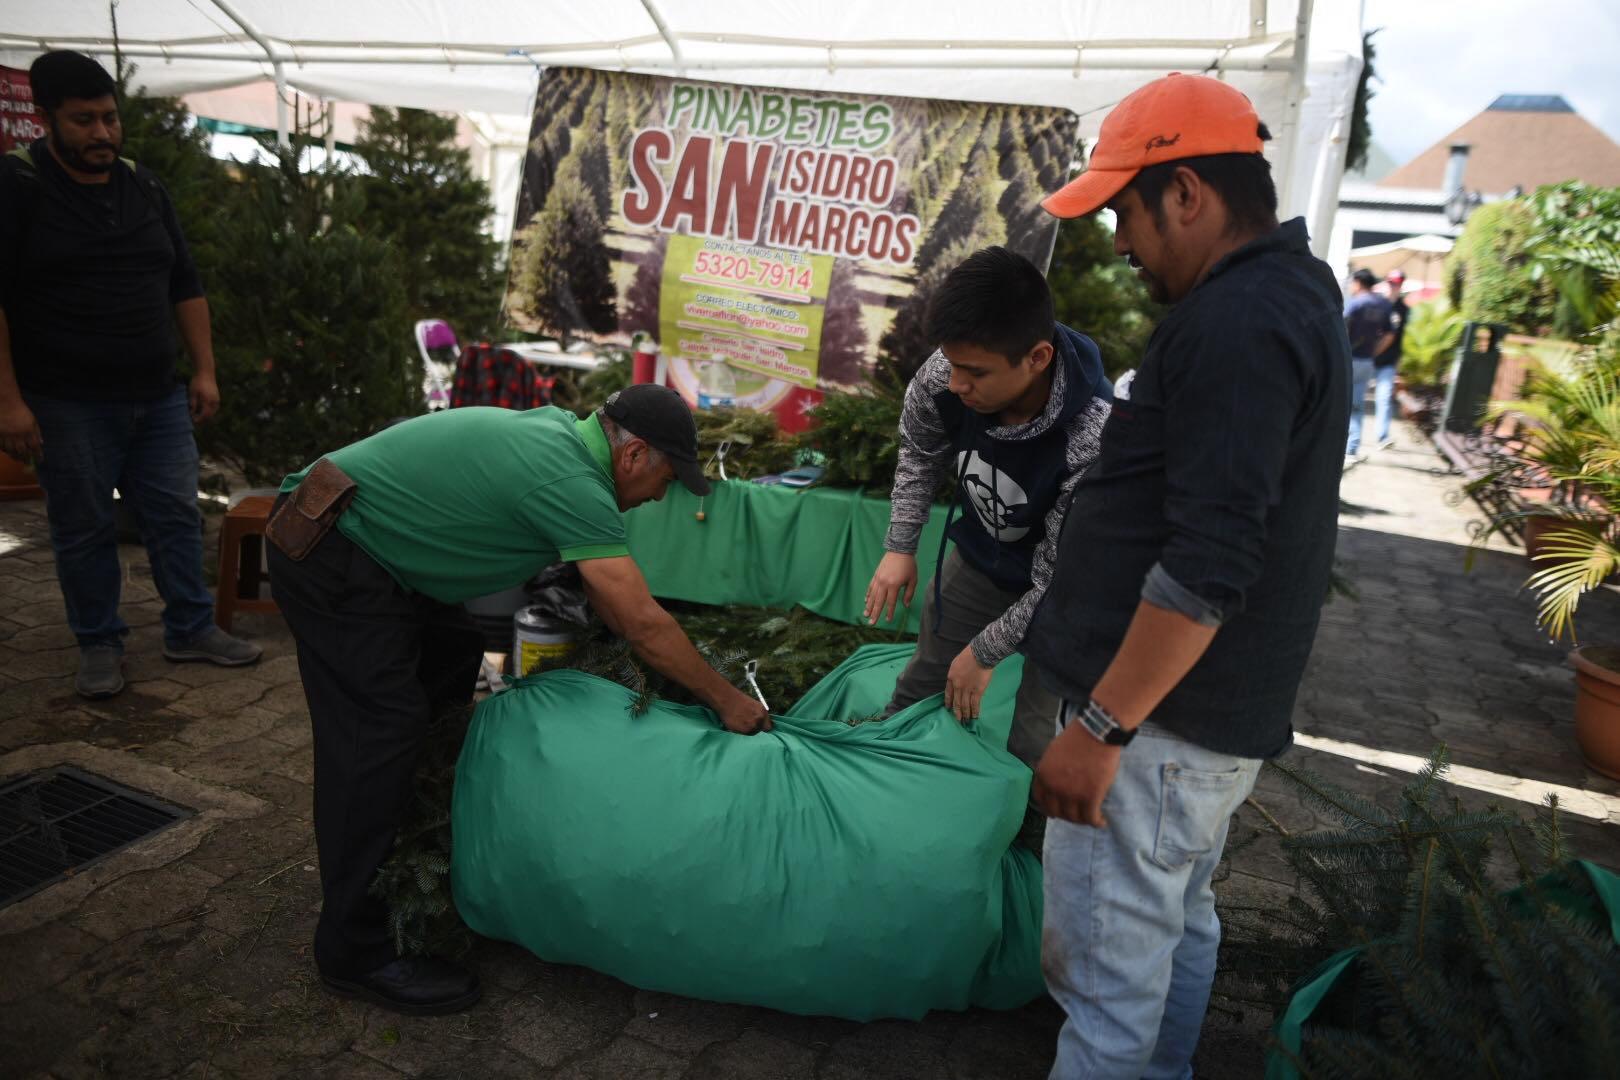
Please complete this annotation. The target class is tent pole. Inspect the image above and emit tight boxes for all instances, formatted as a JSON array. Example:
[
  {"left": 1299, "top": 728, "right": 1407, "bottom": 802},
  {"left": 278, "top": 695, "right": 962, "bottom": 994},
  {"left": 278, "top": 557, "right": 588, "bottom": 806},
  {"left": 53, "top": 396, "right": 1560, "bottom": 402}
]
[
  {"left": 637, "top": 0, "right": 686, "bottom": 73},
  {"left": 207, "top": 0, "right": 290, "bottom": 147},
  {"left": 18, "top": 42, "right": 1300, "bottom": 74},
  {"left": 273, "top": 62, "right": 290, "bottom": 148},
  {"left": 1276, "top": 0, "right": 1315, "bottom": 217}
]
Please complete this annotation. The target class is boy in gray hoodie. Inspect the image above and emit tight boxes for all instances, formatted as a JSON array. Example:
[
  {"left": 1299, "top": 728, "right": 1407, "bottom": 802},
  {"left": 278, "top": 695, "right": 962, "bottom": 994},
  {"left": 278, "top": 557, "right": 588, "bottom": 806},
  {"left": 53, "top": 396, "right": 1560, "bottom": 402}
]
[{"left": 864, "top": 246, "right": 1112, "bottom": 846}]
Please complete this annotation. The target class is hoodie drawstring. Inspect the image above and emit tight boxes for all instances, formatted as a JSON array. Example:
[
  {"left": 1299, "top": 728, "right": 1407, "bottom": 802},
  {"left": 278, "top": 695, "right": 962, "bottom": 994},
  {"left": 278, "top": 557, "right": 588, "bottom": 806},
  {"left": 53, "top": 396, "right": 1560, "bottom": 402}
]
[{"left": 932, "top": 412, "right": 978, "bottom": 634}]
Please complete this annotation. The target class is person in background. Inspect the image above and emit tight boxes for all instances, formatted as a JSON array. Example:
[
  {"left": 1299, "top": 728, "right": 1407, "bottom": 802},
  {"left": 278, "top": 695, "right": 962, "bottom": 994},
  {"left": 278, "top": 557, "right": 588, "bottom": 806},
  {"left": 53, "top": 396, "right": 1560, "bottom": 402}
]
[
  {"left": 1343, "top": 267, "right": 1394, "bottom": 464},
  {"left": 0, "top": 50, "right": 261, "bottom": 699},
  {"left": 1373, "top": 268, "right": 1409, "bottom": 451},
  {"left": 268, "top": 385, "right": 770, "bottom": 1016},
  {"left": 1026, "top": 72, "right": 1349, "bottom": 1078},
  {"left": 864, "top": 246, "right": 1112, "bottom": 851}
]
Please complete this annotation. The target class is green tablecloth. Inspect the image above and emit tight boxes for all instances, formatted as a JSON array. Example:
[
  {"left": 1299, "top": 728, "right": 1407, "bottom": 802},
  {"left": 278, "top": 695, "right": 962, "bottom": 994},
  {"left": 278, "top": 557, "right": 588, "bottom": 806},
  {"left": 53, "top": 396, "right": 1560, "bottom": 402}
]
[{"left": 625, "top": 481, "right": 952, "bottom": 633}]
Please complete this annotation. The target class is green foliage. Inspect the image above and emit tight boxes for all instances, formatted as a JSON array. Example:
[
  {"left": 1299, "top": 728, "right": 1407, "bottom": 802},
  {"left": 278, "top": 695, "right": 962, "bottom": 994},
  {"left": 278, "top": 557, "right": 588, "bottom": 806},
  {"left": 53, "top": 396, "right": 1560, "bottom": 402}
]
[
  {"left": 1395, "top": 301, "right": 1465, "bottom": 389},
  {"left": 693, "top": 406, "right": 803, "bottom": 480},
  {"left": 1524, "top": 181, "right": 1620, "bottom": 338},
  {"left": 1446, "top": 200, "right": 1556, "bottom": 334},
  {"left": 113, "top": 84, "right": 504, "bottom": 486},
  {"left": 1046, "top": 215, "right": 1160, "bottom": 377},
  {"left": 1345, "top": 30, "right": 1379, "bottom": 174},
  {"left": 352, "top": 107, "right": 505, "bottom": 342},
  {"left": 370, "top": 704, "right": 474, "bottom": 960},
  {"left": 1218, "top": 749, "right": 1620, "bottom": 1078},
  {"left": 562, "top": 349, "right": 634, "bottom": 417},
  {"left": 1518, "top": 355, "right": 1620, "bottom": 641},
  {"left": 568, "top": 603, "right": 900, "bottom": 717},
  {"left": 1469, "top": 233, "right": 1620, "bottom": 641},
  {"left": 795, "top": 365, "right": 908, "bottom": 492},
  {"left": 199, "top": 145, "right": 415, "bottom": 485}
]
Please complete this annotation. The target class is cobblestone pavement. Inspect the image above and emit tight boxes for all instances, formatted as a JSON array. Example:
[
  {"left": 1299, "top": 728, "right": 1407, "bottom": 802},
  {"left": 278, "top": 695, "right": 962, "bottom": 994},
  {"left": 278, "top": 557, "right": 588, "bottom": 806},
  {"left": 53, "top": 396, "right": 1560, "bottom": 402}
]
[{"left": 2, "top": 417, "right": 1618, "bottom": 1080}]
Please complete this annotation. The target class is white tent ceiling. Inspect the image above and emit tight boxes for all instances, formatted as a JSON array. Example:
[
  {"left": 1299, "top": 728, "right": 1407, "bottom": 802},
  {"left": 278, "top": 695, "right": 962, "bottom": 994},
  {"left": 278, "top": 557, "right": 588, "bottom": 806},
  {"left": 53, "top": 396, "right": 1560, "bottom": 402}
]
[{"left": 2, "top": 1, "right": 1364, "bottom": 249}]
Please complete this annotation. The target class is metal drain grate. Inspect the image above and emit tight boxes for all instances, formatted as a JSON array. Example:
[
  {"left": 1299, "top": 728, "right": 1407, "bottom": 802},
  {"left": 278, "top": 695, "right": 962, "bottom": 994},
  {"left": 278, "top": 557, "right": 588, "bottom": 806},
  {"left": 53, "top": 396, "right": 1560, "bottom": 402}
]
[{"left": 0, "top": 767, "right": 193, "bottom": 907}]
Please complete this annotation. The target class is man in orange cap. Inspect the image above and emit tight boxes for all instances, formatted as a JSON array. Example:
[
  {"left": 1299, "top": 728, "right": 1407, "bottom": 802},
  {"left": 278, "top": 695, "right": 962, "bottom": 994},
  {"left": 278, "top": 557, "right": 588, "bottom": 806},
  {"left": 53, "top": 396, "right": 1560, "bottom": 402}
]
[{"left": 1021, "top": 73, "right": 1350, "bottom": 1077}]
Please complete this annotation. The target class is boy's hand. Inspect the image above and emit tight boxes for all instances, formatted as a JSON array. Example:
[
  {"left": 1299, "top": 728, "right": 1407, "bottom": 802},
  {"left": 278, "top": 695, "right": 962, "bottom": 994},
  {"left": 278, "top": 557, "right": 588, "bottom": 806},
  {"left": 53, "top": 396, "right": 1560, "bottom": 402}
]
[
  {"left": 943, "top": 646, "right": 993, "bottom": 722},
  {"left": 864, "top": 551, "right": 918, "bottom": 625}
]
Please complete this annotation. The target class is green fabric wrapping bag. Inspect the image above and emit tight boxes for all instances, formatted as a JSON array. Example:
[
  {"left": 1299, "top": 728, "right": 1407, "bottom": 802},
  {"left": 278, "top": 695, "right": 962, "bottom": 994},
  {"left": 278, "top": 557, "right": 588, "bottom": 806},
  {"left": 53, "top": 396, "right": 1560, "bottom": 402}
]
[
  {"left": 623, "top": 482, "right": 953, "bottom": 633},
  {"left": 450, "top": 644, "right": 1044, "bottom": 1020}
]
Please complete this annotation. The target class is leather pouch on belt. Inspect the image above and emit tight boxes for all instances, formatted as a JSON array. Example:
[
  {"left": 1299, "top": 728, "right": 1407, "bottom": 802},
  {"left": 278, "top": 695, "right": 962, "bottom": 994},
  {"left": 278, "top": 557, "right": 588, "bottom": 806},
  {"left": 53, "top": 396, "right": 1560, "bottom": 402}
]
[{"left": 266, "top": 458, "right": 357, "bottom": 560}]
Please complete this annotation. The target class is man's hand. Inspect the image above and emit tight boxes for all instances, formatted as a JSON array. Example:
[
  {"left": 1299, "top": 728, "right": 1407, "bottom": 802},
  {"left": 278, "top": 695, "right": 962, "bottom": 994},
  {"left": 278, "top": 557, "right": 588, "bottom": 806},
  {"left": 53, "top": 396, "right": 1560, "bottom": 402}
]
[
  {"left": 712, "top": 684, "right": 772, "bottom": 735},
  {"left": 0, "top": 398, "right": 43, "bottom": 463},
  {"left": 864, "top": 551, "right": 918, "bottom": 625},
  {"left": 189, "top": 372, "right": 220, "bottom": 423},
  {"left": 1032, "top": 726, "right": 1122, "bottom": 827},
  {"left": 943, "top": 645, "right": 993, "bottom": 723}
]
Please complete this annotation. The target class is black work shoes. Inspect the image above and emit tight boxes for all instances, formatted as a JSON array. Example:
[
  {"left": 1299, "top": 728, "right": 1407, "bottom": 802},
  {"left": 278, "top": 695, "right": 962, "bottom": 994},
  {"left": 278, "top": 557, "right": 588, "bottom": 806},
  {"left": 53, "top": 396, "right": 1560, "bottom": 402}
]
[{"left": 321, "top": 956, "right": 481, "bottom": 1015}]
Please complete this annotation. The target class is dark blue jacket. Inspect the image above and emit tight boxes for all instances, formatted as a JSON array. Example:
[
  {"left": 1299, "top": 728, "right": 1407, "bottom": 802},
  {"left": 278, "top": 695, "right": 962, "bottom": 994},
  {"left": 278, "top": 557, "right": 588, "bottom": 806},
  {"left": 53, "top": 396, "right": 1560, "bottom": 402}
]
[
  {"left": 935, "top": 324, "right": 1111, "bottom": 592},
  {"left": 1025, "top": 219, "right": 1349, "bottom": 759}
]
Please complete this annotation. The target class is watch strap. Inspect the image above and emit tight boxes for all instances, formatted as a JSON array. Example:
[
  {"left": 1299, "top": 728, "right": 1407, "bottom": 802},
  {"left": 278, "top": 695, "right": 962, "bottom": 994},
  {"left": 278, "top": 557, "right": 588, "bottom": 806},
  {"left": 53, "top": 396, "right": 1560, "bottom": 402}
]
[{"left": 1063, "top": 697, "right": 1137, "bottom": 746}]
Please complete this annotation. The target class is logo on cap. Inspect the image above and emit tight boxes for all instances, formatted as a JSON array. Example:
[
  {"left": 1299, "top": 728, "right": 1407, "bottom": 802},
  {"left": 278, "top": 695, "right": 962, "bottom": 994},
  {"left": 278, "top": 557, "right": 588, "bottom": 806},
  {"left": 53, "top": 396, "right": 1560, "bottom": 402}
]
[{"left": 1145, "top": 133, "right": 1182, "bottom": 151}]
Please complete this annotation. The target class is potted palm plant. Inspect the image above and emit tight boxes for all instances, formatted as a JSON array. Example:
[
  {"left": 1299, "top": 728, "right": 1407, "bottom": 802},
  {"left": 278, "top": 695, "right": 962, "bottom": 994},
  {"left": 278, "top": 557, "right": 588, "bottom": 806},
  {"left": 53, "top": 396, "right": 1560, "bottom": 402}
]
[
  {"left": 1509, "top": 236, "right": 1620, "bottom": 777},
  {"left": 1473, "top": 356, "right": 1613, "bottom": 560},
  {"left": 1523, "top": 364, "right": 1620, "bottom": 777}
]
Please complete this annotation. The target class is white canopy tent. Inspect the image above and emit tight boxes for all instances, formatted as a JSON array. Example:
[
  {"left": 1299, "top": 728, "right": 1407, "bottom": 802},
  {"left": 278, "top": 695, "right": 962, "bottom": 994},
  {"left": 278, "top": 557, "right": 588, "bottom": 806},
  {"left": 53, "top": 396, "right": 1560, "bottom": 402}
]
[{"left": 3, "top": 1, "right": 1364, "bottom": 252}]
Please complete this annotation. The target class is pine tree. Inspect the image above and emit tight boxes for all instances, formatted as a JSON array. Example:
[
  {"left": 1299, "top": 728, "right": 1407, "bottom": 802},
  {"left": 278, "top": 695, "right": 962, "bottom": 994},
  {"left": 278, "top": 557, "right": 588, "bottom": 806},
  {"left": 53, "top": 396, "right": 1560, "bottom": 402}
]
[
  {"left": 352, "top": 107, "right": 504, "bottom": 342},
  {"left": 818, "top": 257, "right": 872, "bottom": 387},
  {"left": 509, "top": 173, "right": 618, "bottom": 337},
  {"left": 1216, "top": 750, "right": 1620, "bottom": 1078},
  {"left": 571, "top": 102, "right": 614, "bottom": 222},
  {"left": 619, "top": 230, "right": 668, "bottom": 337},
  {"left": 199, "top": 145, "right": 414, "bottom": 485},
  {"left": 1046, "top": 215, "right": 1159, "bottom": 376}
]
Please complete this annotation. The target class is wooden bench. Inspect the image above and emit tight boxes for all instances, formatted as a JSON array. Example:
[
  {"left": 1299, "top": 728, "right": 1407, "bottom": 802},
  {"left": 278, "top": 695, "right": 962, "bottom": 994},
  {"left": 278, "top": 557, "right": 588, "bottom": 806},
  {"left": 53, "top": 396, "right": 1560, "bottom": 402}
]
[{"left": 215, "top": 495, "right": 279, "bottom": 631}]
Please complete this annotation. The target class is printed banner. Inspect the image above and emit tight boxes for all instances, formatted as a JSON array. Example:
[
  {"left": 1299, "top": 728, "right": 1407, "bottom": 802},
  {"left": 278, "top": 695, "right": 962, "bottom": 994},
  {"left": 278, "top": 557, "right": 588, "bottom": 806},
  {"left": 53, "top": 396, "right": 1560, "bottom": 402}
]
[
  {"left": 0, "top": 67, "right": 45, "bottom": 154},
  {"left": 504, "top": 68, "right": 1078, "bottom": 426}
]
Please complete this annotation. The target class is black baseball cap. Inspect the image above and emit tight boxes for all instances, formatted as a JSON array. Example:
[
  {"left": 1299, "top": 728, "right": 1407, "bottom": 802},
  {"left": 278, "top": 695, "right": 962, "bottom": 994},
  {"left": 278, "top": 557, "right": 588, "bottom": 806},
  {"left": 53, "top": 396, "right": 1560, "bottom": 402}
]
[{"left": 603, "top": 385, "right": 711, "bottom": 496}]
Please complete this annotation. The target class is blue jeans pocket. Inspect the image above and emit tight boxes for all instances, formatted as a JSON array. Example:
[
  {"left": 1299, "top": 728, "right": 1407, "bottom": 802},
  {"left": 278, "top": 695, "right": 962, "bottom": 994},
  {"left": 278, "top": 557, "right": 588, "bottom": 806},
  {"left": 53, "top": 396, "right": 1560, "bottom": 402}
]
[{"left": 1150, "top": 762, "right": 1250, "bottom": 871}]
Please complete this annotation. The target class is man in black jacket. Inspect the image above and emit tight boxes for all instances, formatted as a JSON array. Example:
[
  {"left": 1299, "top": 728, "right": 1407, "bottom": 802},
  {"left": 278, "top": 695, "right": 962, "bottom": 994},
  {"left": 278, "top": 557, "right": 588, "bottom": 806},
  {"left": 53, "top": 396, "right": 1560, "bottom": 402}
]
[
  {"left": 1025, "top": 73, "right": 1349, "bottom": 1077},
  {"left": 0, "top": 51, "right": 260, "bottom": 699}
]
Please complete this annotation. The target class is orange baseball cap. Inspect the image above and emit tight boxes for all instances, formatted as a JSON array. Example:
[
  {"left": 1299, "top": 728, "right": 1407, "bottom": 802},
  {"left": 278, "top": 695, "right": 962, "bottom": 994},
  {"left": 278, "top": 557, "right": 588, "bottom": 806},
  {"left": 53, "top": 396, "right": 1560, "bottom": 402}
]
[{"left": 1042, "top": 73, "right": 1265, "bottom": 219}]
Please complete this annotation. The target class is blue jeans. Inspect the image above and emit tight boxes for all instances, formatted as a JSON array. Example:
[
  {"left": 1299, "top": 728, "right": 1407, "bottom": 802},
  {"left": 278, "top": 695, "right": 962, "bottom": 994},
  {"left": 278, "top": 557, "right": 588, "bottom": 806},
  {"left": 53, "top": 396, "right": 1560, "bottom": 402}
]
[
  {"left": 1043, "top": 722, "right": 1262, "bottom": 1080},
  {"left": 1345, "top": 357, "right": 1376, "bottom": 454},
  {"left": 1373, "top": 364, "right": 1396, "bottom": 445},
  {"left": 27, "top": 386, "right": 215, "bottom": 649}
]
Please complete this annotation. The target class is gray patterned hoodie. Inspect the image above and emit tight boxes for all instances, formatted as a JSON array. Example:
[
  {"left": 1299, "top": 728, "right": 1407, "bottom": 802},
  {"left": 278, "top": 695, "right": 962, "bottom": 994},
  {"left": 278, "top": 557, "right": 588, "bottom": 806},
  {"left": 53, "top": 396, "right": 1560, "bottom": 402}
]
[{"left": 883, "top": 324, "right": 1112, "bottom": 666}]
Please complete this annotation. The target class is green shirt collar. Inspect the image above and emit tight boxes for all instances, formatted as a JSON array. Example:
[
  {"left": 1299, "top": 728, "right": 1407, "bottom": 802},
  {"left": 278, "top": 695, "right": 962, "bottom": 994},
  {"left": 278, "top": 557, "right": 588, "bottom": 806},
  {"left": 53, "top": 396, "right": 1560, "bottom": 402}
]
[{"left": 575, "top": 412, "right": 615, "bottom": 481}]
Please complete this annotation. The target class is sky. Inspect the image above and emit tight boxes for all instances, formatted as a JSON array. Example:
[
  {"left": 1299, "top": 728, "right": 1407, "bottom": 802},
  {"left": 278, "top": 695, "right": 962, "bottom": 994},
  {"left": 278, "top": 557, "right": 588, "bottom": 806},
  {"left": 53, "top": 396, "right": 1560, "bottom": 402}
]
[{"left": 1362, "top": 0, "right": 1620, "bottom": 164}]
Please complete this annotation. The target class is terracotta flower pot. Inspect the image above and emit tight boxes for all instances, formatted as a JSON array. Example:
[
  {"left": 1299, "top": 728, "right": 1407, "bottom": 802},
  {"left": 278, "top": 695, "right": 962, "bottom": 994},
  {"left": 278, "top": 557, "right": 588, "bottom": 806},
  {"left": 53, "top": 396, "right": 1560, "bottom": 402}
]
[
  {"left": 0, "top": 450, "right": 42, "bottom": 501},
  {"left": 1572, "top": 645, "right": 1620, "bottom": 780}
]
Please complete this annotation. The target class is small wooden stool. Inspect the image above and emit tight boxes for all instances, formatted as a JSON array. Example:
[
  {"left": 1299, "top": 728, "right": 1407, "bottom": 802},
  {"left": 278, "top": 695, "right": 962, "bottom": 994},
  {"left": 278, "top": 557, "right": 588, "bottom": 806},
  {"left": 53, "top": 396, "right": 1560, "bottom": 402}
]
[{"left": 216, "top": 495, "right": 279, "bottom": 632}]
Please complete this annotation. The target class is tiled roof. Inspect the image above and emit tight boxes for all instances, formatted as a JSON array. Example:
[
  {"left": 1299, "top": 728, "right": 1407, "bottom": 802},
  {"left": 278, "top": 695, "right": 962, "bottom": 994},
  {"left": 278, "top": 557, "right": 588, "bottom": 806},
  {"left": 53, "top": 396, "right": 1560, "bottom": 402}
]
[{"left": 1379, "top": 100, "right": 1620, "bottom": 192}]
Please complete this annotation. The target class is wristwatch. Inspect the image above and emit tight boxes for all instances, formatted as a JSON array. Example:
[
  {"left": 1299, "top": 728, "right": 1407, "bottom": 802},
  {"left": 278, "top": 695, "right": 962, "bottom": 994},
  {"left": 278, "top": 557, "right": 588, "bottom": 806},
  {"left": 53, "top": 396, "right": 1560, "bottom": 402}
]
[{"left": 1070, "top": 697, "right": 1137, "bottom": 746}]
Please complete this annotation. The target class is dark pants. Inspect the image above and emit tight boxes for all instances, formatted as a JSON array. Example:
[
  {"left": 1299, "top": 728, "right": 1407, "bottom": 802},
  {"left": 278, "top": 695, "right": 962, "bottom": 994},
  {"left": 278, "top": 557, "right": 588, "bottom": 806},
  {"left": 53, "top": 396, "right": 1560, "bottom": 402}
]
[
  {"left": 27, "top": 386, "right": 214, "bottom": 648},
  {"left": 267, "top": 499, "right": 483, "bottom": 976},
  {"left": 884, "top": 549, "right": 1058, "bottom": 772}
]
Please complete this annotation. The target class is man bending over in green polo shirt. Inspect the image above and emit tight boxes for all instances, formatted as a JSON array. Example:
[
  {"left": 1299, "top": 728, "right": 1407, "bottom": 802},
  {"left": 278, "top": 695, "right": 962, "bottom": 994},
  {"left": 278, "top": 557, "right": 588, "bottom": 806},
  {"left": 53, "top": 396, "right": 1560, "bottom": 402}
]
[{"left": 267, "top": 385, "right": 769, "bottom": 1017}]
